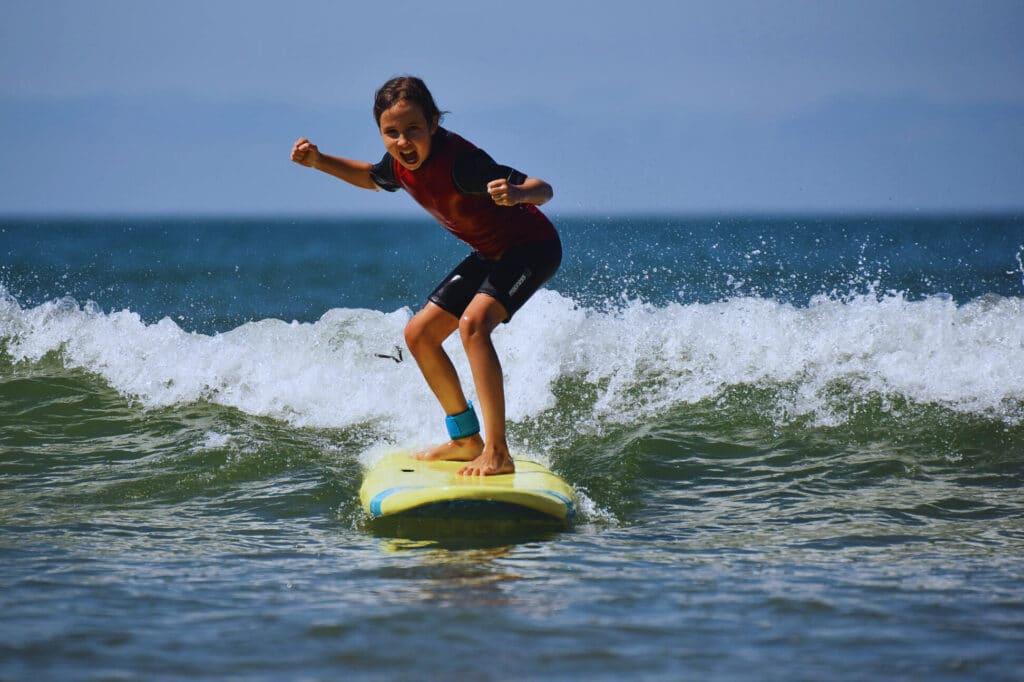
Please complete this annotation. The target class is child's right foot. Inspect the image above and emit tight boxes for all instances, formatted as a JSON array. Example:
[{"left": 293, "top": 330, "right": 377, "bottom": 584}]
[{"left": 414, "top": 434, "right": 484, "bottom": 462}]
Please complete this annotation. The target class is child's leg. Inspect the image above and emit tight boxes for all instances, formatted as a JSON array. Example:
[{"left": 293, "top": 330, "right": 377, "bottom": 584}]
[
  {"left": 405, "top": 302, "right": 484, "bottom": 462},
  {"left": 406, "top": 240, "right": 559, "bottom": 474},
  {"left": 456, "top": 293, "right": 515, "bottom": 476}
]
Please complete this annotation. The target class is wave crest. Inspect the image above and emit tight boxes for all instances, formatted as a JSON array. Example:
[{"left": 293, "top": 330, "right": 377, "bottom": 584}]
[{"left": 2, "top": 288, "right": 1022, "bottom": 434}]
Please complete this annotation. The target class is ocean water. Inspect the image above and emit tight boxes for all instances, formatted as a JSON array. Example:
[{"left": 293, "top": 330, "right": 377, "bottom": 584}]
[{"left": 1, "top": 214, "right": 1023, "bottom": 681}]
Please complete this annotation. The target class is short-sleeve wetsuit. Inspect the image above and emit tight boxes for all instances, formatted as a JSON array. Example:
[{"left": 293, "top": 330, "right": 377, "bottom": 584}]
[{"left": 371, "top": 128, "right": 561, "bottom": 321}]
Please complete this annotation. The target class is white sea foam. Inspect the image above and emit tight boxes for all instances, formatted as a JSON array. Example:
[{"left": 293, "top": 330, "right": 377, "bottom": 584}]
[
  {"left": 562, "top": 290, "right": 1024, "bottom": 426},
  {"left": 2, "top": 287, "right": 1023, "bottom": 437}
]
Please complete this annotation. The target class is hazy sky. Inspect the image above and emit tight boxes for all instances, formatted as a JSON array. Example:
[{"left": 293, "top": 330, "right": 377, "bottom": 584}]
[{"left": 1, "top": 1, "right": 1022, "bottom": 216}]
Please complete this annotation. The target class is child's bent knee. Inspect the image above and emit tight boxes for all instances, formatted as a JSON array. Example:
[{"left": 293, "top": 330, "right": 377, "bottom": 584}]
[{"left": 458, "top": 314, "right": 489, "bottom": 343}]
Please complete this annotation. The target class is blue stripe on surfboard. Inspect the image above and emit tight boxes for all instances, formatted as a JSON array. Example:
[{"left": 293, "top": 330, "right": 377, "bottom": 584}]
[
  {"left": 370, "top": 485, "right": 575, "bottom": 520},
  {"left": 533, "top": 489, "right": 576, "bottom": 521},
  {"left": 369, "top": 486, "right": 423, "bottom": 518}
]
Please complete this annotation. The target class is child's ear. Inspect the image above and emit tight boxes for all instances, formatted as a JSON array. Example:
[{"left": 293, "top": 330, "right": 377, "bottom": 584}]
[{"left": 430, "top": 115, "right": 440, "bottom": 134}]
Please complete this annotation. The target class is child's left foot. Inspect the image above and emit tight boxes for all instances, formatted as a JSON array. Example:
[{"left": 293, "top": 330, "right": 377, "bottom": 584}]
[{"left": 458, "top": 450, "right": 515, "bottom": 476}]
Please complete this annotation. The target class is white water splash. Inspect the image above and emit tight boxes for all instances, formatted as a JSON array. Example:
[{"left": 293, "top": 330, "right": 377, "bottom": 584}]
[
  {"left": 3, "top": 287, "right": 1024, "bottom": 435},
  {"left": 1015, "top": 245, "right": 1024, "bottom": 291}
]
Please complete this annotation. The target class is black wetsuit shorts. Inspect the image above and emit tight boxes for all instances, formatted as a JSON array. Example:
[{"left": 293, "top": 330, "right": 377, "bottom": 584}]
[{"left": 428, "top": 237, "right": 562, "bottom": 322}]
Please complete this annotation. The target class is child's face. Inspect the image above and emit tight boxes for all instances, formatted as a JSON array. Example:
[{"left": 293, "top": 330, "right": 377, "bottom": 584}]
[{"left": 378, "top": 99, "right": 438, "bottom": 171}]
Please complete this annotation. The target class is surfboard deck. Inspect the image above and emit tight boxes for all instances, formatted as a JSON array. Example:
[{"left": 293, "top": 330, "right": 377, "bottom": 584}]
[{"left": 360, "top": 451, "right": 575, "bottom": 523}]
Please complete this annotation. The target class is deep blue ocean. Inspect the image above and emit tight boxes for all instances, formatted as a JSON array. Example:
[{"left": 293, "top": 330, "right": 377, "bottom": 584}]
[{"left": 2, "top": 214, "right": 1023, "bottom": 680}]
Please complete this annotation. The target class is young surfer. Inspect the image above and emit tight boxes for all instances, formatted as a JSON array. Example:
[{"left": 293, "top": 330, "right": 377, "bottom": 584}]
[{"left": 291, "top": 76, "right": 560, "bottom": 476}]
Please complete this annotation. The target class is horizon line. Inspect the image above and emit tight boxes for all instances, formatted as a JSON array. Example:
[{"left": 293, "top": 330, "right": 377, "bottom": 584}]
[{"left": 3, "top": 207, "right": 1022, "bottom": 222}]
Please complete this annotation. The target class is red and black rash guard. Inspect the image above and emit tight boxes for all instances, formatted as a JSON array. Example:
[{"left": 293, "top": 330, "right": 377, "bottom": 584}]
[{"left": 369, "top": 129, "right": 557, "bottom": 260}]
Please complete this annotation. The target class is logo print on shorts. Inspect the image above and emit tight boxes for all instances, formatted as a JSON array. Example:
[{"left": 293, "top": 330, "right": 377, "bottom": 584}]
[{"left": 508, "top": 268, "right": 532, "bottom": 296}]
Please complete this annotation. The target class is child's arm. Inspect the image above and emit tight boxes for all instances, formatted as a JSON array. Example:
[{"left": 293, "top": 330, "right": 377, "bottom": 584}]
[
  {"left": 487, "top": 177, "right": 553, "bottom": 207},
  {"left": 291, "top": 137, "right": 378, "bottom": 190}
]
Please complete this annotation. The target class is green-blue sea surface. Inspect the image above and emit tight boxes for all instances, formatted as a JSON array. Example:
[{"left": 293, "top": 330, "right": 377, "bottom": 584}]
[{"left": 2, "top": 215, "right": 1023, "bottom": 680}]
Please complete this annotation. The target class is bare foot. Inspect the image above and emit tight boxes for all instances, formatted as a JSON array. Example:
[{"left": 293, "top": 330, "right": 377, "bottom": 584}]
[
  {"left": 414, "top": 434, "right": 483, "bottom": 462},
  {"left": 458, "top": 448, "right": 515, "bottom": 476}
]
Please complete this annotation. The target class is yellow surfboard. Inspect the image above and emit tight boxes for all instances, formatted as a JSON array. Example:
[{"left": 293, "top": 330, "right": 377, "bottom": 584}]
[{"left": 360, "top": 451, "right": 575, "bottom": 523}]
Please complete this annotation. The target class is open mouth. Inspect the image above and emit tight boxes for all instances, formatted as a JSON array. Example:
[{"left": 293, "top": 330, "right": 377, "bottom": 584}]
[{"left": 400, "top": 150, "right": 420, "bottom": 167}]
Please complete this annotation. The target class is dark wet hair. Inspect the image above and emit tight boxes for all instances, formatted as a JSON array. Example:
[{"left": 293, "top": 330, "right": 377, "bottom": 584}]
[{"left": 373, "top": 76, "right": 445, "bottom": 126}]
